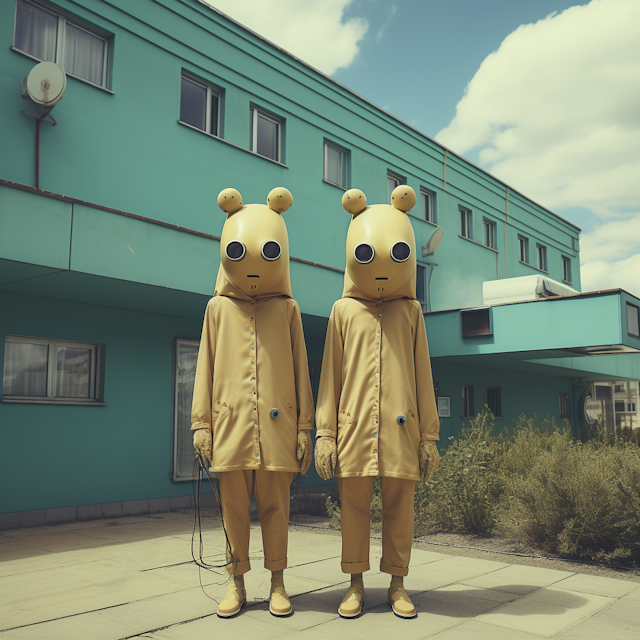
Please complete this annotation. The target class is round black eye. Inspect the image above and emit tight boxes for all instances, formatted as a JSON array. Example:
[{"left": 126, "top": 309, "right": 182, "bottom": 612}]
[
  {"left": 354, "top": 243, "right": 375, "bottom": 264},
  {"left": 225, "top": 241, "right": 246, "bottom": 261},
  {"left": 391, "top": 241, "right": 411, "bottom": 263},
  {"left": 261, "top": 241, "right": 282, "bottom": 261}
]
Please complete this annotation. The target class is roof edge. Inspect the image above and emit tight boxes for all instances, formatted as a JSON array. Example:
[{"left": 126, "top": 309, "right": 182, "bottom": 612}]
[{"left": 191, "top": 0, "right": 581, "bottom": 233}]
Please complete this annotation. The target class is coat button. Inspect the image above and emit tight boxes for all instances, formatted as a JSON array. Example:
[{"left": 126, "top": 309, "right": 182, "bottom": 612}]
[
  {"left": 270, "top": 408, "right": 279, "bottom": 418},
  {"left": 254, "top": 453, "right": 259, "bottom": 457},
  {"left": 397, "top": 415, "right": 407, "bottom": 425}
]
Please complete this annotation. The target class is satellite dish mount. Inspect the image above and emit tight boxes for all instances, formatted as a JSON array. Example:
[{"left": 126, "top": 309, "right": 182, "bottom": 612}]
[{"left": 20, "top": 62, "right": 67, "bottom": 188}]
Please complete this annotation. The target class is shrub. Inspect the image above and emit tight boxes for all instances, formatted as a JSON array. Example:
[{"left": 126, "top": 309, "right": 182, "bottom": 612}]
[{"left": 324, "top": 407, "right": 640, "bottom": 565}]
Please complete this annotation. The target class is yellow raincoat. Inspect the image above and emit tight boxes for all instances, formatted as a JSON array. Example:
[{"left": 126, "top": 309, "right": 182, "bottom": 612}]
[
  {"left": 191, "top": 199, "right": 314, "bottom": 473},
  {"left": 315, "top": 192, "right": 439, "bottom": 482}
]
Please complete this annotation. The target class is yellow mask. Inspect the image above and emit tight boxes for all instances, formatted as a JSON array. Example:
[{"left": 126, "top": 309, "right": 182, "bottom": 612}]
[
  {"left": 217, "top": 187, "right": 293, "bottom": 298},
  {"left": 343, "top": 186, "right": 417, "bottom": 301}
]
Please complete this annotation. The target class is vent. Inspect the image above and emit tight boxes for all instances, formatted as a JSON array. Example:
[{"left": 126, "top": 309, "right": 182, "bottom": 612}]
[{"left": 461, "top": 307, "right": 493, "bottom": 337}]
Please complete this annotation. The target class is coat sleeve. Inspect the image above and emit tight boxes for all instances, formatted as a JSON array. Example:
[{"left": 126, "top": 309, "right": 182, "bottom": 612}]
[
  {"left": 289, "top": 300, "right": 314, "bottom": 431},
  {"left": 315, "top": 301, "right": 344, "bottom": 439},
  {"left": 191, "top": 298, "right": 217, "bottom": 431},
  {"left": 414, "top": 301, "right": 439, "bottom": 441}
]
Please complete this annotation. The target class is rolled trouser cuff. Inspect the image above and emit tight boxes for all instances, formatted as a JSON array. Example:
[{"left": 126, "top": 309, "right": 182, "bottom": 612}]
[
  {"left": 227, "top": 559, "right": 251, "bottom": 576},
  {"left": 265, "top": 557, "right": 287, "bottom": 571},
  {"left": 380, "top": 561, "right": 408, "bottom": 576},
  {"left": 341, "top": 560, "right": 370, "bottom": 574}
]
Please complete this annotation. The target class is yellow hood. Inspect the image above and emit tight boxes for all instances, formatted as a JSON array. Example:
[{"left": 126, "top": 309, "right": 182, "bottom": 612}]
[
  {"left": 342, "top": 269, "right": 416, "bottom": 302},
  {"left": 214, "top": 263, "right": 293, "bottom": 301}
]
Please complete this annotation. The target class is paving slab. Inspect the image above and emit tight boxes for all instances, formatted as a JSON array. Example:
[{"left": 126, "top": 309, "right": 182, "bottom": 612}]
[
  {"left": 551, "top": 573, "right": 640, "bottom": 598},
  {"left": 475, "top": 587, "right": 613, "bottom": 637},
  {"left": 1, "top": 511, "right": 637, "bottom": 640},
  {"left": 461, "top": 564, "right": 575, "bottom": 595}
]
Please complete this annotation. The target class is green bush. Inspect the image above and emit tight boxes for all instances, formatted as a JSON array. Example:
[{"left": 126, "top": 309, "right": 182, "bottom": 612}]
[{"left": 325, "top": 407, "right": 640, "bottom": 565}]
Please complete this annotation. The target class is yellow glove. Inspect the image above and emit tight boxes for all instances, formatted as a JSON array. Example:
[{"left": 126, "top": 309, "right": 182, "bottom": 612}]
[
  {"left": 193, "top": 427, "right": 212, "bottom": 465},
  {"left": 419, "top": 441, "right": 440, "bottom": 483},
  {"left": 297, "top": 431, "right": 313, "bottom": 474},
  {"left": 314, "top": 436, "right": 337, "bottom": 480}
]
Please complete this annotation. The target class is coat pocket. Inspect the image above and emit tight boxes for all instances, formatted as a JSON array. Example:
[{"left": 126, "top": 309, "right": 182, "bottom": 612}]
[
  {"left": 212, "top": 400, "right": 231, "bottom": 436},
  {"left": 406, "top": 409, "right": 421, "bottom": 450},
  {"left": 283, "top": 402, "right": 298, "bottom": 429},
  {"left": 337, "top": 411, "right": 357, "bottom": 442}
]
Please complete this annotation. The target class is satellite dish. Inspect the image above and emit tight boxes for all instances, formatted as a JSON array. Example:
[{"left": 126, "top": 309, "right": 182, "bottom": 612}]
[
  {"left": 427, "top": 227, "right": 444, "bottom": 253},
  {"left": 26, "top": 61, "right": 66, "bottom": 106},
  {"left": 422, "top": 227, "right": 444, "bottom": 257}
]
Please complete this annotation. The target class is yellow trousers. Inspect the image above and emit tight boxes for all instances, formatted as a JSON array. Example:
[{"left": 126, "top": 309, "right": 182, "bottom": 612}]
[
  {"left": 337, "top": 476, "right": 415, "bottom": 576},
  {"left": 218, "top": 470, "right": 293, "bottom": 575}
]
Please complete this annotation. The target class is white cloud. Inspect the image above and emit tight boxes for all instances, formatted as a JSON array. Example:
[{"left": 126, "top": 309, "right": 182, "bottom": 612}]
[
  {"left": 580, "top": 216, "right": 640, "bottom": 296},
  {"left": 435, "top": 0, "right": 640, "bottom": 298},
  {"left": 205, "top": 0, "right": 368, "bottom": 75}
]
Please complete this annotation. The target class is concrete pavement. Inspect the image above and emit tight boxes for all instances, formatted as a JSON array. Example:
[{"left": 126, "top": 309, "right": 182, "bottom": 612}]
[{"left": 0, "top": 512, "right": 638, "bottom": 639}]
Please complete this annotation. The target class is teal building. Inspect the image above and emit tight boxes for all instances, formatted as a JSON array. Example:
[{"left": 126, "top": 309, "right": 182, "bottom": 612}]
[{"left": 2, "top": 0, "right": 639, "bottom": 529}]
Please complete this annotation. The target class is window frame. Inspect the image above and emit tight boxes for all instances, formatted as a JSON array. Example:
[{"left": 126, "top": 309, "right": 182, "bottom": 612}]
[
  {"left": 420, "top": 187, "right": 437, "bottom": 223},
  {"left": 416, "top": 263, "right": 427, "bottom": 309},
  {"left": 559, "top": 393, "right": 570, "bottom": 419},
  {"left": 459, "top": 206, "right": 472, "bottom": 240},
  {"left": 180, "top": 73, "right": 221, "bottom": 137},
  {"left": 386, "top": 171, "right": 406, "bottom": 204},
  {"left": 483, "top": 217, "right": 497, "bottom": 250},
  {"left": 13, "top": 0, "right": 110, "bottom": 89},
  {"left": 323, "top": 140, "right": 349, "bottom": 189},
  {"left": 250, "top": 107, "right": 283, "bottom": 163},
  {"left": 484, "top": 386, "right": 502, "bottom": 417},
  {"left": 536, "top": 243, "right": 548, "bottom": 272},
  {"left": 2, "top": 334, "right": 103, "bottom": 404},
  {"left": 518, "top": 234, "right": 530, "bottom": 264},
  {"left": 627, "top": 303, "right": 640, "bottom": 338},
  {"left": 462, "top": 385, "right": 475, "bottom": 418},
  {"left": 562, "top": 255, "right": 572, "bottom": 283}
]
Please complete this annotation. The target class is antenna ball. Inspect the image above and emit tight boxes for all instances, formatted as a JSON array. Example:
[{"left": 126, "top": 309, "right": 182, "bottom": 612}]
[
  {"left": 342, "top": 189, "right": 367, "bottom": 215},
  {"left": 267, "top": 187, "right": 293, "bottom": 213},
  {"left": 390, "top": 185, "right": 416, "bottom": 213},
  {"left": 217, "top": 188, "right": 243, "bottom": 214}
]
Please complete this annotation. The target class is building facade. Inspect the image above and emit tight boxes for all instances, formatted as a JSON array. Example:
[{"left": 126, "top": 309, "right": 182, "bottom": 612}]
[{"left": 2, "top": 0, "right": 639, "bottom": 528}]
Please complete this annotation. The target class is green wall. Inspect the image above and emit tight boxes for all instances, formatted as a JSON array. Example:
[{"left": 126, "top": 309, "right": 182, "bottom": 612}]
[{"left": 0, "top": 0, "right": 580, "bottom": 315}]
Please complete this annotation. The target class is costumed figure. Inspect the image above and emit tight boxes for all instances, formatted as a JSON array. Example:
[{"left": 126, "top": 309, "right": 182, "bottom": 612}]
[
  {"left": 191, "top": 187, "right": 314, "bottom": 618},
  {"left": 314, "top": 185, "right": 440, "bottom": 619}
]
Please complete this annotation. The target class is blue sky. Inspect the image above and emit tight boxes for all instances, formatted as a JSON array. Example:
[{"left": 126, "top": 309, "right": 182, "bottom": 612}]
[
  {"left": 336, "top": 0, "right": 579, "bottom": 137},
  {"left": 208, "top": 0, "right": 640, "bottom": 296}
]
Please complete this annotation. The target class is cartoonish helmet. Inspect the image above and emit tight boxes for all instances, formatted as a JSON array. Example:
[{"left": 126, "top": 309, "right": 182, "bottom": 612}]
[
  {"left": 217, "top": 187, "right": 293, "bottom": 297},
  {"left": 342, "top": 185, "right": 417, "bottom": 300}
]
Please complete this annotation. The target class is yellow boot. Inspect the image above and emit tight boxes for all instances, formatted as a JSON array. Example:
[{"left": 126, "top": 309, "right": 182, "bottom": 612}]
[
  {"left": 269, "top": 570, "right": 293, "bottom": 617},
  {"left": 388, "top": 576, "right": 416, "bottom": 619},
  {"left": 217, "top": 576, "right": 246, "bottom": 618},
  {"left": 338, "top": 574, "right": 365, "bottom": 618}
]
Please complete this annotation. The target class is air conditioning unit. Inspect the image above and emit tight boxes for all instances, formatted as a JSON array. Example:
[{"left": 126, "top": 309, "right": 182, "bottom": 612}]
[{"left": 483, "top": 275, "right": 578, "bottom": 306}]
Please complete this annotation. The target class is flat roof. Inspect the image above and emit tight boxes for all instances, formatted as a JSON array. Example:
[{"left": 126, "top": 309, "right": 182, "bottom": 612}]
[{"left": 194, "top": 0, "right": 581, "bottom": 233}]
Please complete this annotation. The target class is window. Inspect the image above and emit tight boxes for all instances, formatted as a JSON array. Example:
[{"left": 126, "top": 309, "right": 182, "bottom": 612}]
[
  {"left": 387, "top": 172, "right": 405, "bottom": 203},
  {"left": 462, "top": 385, "right": 475, "bottom": 418},
  {"left": 518, "top": 235, "right": 529, "bottom": 264},
  {"left": 559, "top": 393, "right": 570, "bottom": 419},
  {"left": 416, "top": 264, "right": 426, "bottom": 308},
  {"left": 14, "top": 0, "right": 109, "bottom": 87},
  {"left": 629, "top": 403, "right": 636, "bottom": 412},
  {"left": 324, "top": 141, "right": 348, "bottom": 188},
  {"left": 484, "top": 387, "right": 502, "bottom": 417},
  {"left": 460, "top": 207, "right": 472, "bottom": 239},
  {"left": 615, "top": 401, "right": 625, "bottom": 412},
  {"left": 562, "top": 256, "right": 572, "bottom": 283},
  {"left": 180, "top": 74, "right": 220, "bottom": 136},
  {"left": 420, "top": 188, "right": 436, "bottom": 223},
  {"left": 250, "top": 107, "right": 283, "bottom": 162},
  {"left": 2, "top": 335, "right": 104, "bottom": 402},
  {"left": 615, "top": 384, "right": 624, "bottom": 393},
  {"left": 627, "top": 303, "right": 640, "bottom": 338},
  {"left": 483, "top": 218, "right": 497, "bottom": 249},
  {"left": 171, "top": 339, "right": 199, "bottom": 481},
  {"left": 536, "top": 244, "right": 548, "bottom": 271}
]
